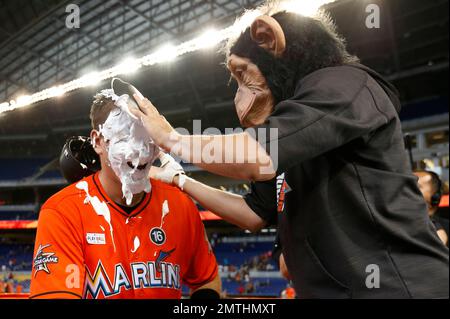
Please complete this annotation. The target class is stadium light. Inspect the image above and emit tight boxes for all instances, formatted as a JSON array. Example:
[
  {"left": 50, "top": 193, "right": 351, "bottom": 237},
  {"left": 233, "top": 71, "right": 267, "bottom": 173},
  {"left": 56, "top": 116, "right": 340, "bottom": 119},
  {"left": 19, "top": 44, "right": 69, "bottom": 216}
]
[
  {"left": 16, "top": 95, "right": 32, "bottom": 107},
  {"left": 48, "top": 86, "right": 65, "bottom": 97},
  {"left": 233, "top": 9, "right": 262, "bottom": 33},
  {"left": 80, "top": 72, "right": 102, "bottom": 86},
  {"left": 280, "top": 0, "right": 334, "bottom": 16},
  {"left": 155, "top": 44, "right": 178, "bottom": 63},
  {"left": 0, "top": 0, "right": 336, "bottom": 114},
  {"left": 196, "top": 29, "right": 223, "bottom": 49},
  {"left": 117, "top": 58, "right": 141, "bottom": 75}
]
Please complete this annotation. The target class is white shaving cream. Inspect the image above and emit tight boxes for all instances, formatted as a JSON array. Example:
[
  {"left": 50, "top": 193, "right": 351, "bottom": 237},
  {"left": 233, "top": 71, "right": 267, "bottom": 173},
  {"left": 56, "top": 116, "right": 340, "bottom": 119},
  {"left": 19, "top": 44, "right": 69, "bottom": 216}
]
[
  {"left": 131, "top": 236, "right": 140, "bottom": 253},
  {"left": 76, "top": 181, "right": 116, "bottom": 252},
  {"left": 160, "top": 200, "right": 170, "bottom": 228},
  {"left": 98, "top": 89, "right": 158, "bottom": 205}
]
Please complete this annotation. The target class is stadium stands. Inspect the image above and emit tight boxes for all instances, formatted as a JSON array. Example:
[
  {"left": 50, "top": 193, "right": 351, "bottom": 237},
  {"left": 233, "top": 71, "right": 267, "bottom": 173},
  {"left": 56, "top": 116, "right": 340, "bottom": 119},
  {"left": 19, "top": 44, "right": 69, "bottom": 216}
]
[
  {"left": 0, "top": 244, "right": 33, "bottom": 271},
  {"left": 213, "top": 235, "right": 288, "bottom": 297},
  {"left": 0, "top": 159, "right": 51, "bottom": 180}
]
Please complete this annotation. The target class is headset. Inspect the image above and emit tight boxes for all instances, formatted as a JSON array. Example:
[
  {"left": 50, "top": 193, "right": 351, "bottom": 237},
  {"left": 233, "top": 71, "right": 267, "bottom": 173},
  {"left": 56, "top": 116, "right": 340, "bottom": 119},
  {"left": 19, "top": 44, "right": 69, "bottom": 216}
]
[{"left": 59, "top": 136, "right": 101, "bottom": 184}]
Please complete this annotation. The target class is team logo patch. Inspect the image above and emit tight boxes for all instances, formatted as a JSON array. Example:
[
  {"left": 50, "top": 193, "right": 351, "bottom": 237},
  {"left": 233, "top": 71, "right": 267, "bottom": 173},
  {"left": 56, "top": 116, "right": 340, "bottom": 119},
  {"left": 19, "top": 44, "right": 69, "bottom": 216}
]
[
  {"left": 149, "top": 227, "right": 166, "bottom": 246},
  {"left": 33, "top": 244, "right": 59, "bottom": 277},
  {"left": 276, "top": 173, "right": 291, "bottom": 213},
  {"left": 155, "top": 248, "right": 176, "bottom": 272},
  {"left": 86, "top": 233, "right": 106, "bottom": 245}
]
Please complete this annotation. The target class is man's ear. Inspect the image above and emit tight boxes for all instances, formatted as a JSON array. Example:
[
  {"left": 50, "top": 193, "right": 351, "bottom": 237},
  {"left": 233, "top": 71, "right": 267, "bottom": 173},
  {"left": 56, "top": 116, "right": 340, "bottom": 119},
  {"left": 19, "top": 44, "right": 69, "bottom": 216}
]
[
  {"left": 90, "top": 130, "right": 103, "bottom": 155},
  {"left": 250, "top": 15, "right": 286, "bottom": 57}
]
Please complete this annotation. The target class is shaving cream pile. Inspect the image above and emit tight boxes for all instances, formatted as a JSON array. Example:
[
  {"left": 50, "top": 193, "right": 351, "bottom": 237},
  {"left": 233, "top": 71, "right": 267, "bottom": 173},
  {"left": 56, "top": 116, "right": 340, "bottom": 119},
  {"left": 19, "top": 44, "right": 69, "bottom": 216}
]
[{"left": 98, "top": 89, "right": 158, "bottom": 205}]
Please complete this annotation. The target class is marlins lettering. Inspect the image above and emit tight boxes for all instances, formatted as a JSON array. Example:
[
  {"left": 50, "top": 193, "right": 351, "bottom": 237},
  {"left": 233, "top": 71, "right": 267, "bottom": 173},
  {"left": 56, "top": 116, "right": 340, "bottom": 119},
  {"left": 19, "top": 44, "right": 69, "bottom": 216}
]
[{"left": 84, "top": 260, "right": 181, "bottom": 298}]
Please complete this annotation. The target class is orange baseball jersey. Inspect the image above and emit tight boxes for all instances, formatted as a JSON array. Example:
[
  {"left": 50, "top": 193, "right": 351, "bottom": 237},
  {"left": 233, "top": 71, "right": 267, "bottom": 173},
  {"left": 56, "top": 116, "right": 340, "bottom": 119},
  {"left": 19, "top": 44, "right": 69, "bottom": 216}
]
[{"left": 30, "top": 173, "right": 218, "bottom": 299}]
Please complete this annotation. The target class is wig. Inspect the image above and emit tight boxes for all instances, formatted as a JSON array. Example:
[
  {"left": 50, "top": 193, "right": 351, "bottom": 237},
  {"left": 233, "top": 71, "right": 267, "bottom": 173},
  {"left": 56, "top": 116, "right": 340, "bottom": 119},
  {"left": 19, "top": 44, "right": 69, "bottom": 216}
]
[{"left": 228, "top": 10, "right": 359, "bottom": 104}]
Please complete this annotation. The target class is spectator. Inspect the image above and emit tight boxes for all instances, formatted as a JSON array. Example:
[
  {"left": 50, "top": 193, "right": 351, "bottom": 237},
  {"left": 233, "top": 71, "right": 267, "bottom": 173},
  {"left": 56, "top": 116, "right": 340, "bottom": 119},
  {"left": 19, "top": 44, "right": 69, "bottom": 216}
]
[
  {"left": 245, "top": 282, "right": 255, "bottom": 294},
  {"left": 4, "top": 279, "right": 13, "bottom": 293},
  {"left": 16, "top": 283, "right": 23, "bottom": 293},
  {"left": 281, "top": 284, "right": 296, "bottom": 299},
  {"left": 414, "top": 170, "right": 448, "bottom": 246}
]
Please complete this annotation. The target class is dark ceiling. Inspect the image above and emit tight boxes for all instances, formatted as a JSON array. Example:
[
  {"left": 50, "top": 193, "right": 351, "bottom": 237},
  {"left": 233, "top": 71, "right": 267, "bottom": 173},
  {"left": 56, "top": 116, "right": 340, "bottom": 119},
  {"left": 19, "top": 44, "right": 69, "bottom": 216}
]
[{"left": 0, "top": 0, "right": 448, "bottom": 158}]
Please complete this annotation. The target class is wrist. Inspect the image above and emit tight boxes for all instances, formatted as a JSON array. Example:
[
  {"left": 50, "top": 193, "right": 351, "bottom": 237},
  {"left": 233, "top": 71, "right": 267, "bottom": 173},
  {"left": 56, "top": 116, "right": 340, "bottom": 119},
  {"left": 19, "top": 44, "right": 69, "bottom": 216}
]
[
  {"left": 173, "top": 174, "right": 188, "bottom": 190},
  {"left": 161, "top": 129, "right": 180, "bottom": 153},
  {"left": 173, "top": 174, "right": 180, "bottom": 186}
]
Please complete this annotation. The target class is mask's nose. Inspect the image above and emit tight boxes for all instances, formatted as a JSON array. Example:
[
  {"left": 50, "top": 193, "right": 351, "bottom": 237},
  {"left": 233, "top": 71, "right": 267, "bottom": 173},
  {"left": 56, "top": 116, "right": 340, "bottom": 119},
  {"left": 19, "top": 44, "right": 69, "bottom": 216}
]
[{"left": 234, "top": 86, "right": 256, "bottom": 121}]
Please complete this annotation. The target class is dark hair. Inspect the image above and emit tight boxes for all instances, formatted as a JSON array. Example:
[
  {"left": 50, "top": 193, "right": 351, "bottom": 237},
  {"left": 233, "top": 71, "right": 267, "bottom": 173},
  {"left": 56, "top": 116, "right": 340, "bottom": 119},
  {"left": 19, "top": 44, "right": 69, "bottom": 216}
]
[
  {"left": 89, "top": 94, "right": 116, "bottom": 130},
  {"left": 414, "top": 169, "right": 445, "bottom": 208},
  {"left": 229, "top": 11, "right": 359, "bottom": 103},
  {"left": 416, "top": 170, "right": 443, "bottom": 196}
]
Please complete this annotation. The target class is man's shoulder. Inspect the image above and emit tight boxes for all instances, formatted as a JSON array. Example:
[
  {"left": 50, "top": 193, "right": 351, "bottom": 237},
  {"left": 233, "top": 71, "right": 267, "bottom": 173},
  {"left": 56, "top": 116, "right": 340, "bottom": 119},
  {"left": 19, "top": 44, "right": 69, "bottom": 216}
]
[
  {"left": 302, "top": 64, "right": 368, "bottom": 84},
  {"left": 296, "top": 64, "right": 369, "bottom": 99},
  {"left": 150, "top": 178, "right": 188, "bottom": 198},
  {"left": 41, "top": 175, "right": 95, "bottom": 214},
  {"left": 149, "top": 179, "right": 198, "bottom": 213}
]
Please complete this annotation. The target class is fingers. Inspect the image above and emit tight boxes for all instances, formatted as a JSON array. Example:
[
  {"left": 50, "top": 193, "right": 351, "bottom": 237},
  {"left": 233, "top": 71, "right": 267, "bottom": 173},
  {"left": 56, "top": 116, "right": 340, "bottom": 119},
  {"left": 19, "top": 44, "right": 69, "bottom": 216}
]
[
  {"left": 132, "top": 94, "right": 147, "bottom": 115},
  {"left": 128, "top": 103, "right": 145, "bottom": 119},
  {"left": 134, "top": 94, "right": 156, "bottom": 115},
  {"left": 130, "top": 94, "right": 161, "bottom": 125},
  {"left": 148, "top": 165, "right": 163, "bottom": 179},
  {"left": 159, "top": 152, "right": 173, "bottom": 167},
  {"left": 158, "top": 151, "right": 167, "bottom": 161}
]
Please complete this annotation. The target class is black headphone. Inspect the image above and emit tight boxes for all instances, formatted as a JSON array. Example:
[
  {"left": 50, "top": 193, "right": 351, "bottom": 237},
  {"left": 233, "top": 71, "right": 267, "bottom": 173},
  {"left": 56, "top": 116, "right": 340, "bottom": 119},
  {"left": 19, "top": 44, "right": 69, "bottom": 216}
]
[
  {"left": 428, "top": 171, "right": 443, "bottom": 207},
  {"left": 59, "top": 136, "right": 101, "bottom": 184}
]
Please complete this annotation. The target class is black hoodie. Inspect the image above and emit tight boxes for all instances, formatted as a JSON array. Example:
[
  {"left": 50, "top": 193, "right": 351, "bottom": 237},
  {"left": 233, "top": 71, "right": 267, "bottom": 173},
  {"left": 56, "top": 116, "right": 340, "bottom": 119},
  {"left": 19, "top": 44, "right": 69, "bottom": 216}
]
[{"left": 244, "top": 63, "right": 449, "bottom": 298}]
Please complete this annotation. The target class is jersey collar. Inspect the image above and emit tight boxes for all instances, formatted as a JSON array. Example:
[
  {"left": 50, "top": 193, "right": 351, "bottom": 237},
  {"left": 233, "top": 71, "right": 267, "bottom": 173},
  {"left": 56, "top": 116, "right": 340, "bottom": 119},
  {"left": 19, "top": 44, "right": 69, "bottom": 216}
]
[{"left": 92, "top": 172, "right": 152, "bottom": 218}]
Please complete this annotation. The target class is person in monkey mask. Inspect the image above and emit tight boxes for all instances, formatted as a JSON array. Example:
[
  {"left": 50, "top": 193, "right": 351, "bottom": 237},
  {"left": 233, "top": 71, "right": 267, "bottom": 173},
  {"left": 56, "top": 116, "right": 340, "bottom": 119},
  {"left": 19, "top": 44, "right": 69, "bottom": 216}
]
[{"left": 132, "top": 2, "right": 449, "bottom": 298}]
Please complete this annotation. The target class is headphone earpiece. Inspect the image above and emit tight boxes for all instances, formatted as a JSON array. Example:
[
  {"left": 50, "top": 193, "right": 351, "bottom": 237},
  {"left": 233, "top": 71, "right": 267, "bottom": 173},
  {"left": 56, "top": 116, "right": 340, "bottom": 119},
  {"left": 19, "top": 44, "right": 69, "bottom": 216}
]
[
  {"left": 430, "top": 188, "right": 442, "bottom": 207},
  {"left": 429, "top": 172, "right": 443, "bottom": 207}
]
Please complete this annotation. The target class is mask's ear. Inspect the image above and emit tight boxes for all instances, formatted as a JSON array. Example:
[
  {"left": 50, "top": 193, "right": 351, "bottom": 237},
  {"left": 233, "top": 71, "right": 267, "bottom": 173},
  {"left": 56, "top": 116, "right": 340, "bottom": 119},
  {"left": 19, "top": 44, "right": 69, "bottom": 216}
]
[{"left": 250, "top": 15, "right": 286, "bottom": 57}]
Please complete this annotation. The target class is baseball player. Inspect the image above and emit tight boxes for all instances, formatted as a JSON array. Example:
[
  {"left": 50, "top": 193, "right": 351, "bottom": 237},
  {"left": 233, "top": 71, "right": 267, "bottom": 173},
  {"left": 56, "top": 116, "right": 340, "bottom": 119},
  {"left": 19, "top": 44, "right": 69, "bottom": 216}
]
[{"left": 29, "top": 86, "right": 220, "bottom": 299}]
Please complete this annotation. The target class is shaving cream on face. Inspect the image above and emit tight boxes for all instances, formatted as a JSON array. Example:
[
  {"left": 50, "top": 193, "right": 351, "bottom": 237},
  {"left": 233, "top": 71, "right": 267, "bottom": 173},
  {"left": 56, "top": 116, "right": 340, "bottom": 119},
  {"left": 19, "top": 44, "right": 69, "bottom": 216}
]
[{"left": 98, "top": 90, "right": 158, "bottom": 205}]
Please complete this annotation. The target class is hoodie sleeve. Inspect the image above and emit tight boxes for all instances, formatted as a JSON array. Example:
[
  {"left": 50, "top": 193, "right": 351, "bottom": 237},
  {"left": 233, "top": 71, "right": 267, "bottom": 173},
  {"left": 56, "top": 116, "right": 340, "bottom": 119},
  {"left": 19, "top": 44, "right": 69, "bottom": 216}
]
[{"left": 255, "top": 65, "right": 397, "bottom": 174}]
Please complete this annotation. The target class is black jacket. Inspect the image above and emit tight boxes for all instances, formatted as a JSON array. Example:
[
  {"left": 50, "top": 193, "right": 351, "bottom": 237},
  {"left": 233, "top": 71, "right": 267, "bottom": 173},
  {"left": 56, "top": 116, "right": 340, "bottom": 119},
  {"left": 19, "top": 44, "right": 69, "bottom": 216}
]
[{"left": 245, "top": 64, "right": 449, "bottom": 298}]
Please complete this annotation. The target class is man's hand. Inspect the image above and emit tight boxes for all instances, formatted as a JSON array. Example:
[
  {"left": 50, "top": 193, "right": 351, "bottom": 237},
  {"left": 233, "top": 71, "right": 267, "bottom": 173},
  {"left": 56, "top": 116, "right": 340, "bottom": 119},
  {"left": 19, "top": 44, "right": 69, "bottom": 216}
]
[
  {"left": 149, "top": 153, "right": 186, "bottom": 189},
  {"left": 129, "top": 94, "right": 179, "bottom": 151},
  {"left": 130, "top": 94, "right": 275, "bottom": 181}
]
